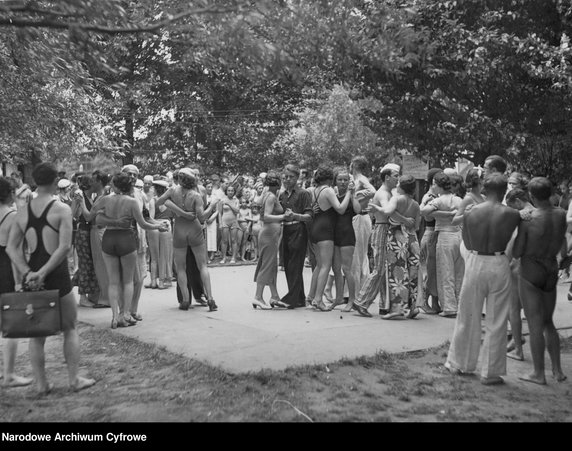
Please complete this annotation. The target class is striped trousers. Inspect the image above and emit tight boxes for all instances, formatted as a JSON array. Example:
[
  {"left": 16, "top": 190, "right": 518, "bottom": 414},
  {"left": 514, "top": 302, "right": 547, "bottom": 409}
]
[{"left": 354, "top": 223, "right": 390, "bottom": 311}]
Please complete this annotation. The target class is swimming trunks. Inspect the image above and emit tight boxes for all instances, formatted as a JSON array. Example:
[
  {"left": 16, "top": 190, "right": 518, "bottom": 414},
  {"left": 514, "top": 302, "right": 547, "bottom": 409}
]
[
  {"left": 520, "top": 255, "right": 559, "bottom": 292},
  {"left": 26, "top": 200, "right": 72, "bottom": 297},
  {"left": 102, "top": 228, "right": 138, "bottom": 257}
]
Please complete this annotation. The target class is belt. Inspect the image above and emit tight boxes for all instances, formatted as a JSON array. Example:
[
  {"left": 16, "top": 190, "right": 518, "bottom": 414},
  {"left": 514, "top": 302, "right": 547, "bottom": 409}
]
[
  {"left": 358, "top": 211, "right": 370, "bottom": 215},
  {"left": 283, "top": 221, "right": 301, "bottom": 226},
  {"left": 374, "top": 222, "right": 389, "bottom": 226},
  {"left": 468, "top": 250, "right": 505, "bottom": 256}
]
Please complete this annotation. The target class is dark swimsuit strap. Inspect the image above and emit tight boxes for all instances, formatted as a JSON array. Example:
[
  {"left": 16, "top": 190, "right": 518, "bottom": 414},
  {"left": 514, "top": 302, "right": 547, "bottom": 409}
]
[{"left": 0, "top": 209, "right": 15, "bottom": 228}]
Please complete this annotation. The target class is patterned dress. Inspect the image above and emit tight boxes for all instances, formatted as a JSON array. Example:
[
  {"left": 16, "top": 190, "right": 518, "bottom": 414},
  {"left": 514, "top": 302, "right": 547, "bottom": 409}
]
[{"left": 73, "top": 192, "right": 99, "bottom": 296}]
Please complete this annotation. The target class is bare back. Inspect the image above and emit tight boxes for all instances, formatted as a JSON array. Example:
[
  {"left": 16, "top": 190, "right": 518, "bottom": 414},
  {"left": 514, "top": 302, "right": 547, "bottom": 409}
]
[
  {"left": 372, "top": 186, "right": 392, "bottom": 223},
  {"left": 514, "top": 207, "right": 567, "bottom": 260},
  {"left": 463, "top": 202, "right": 521, "bottom": 253}
]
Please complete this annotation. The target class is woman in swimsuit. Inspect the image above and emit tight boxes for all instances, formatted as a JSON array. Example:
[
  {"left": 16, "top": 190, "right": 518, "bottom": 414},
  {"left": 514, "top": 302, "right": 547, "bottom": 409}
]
[
  {"left": 218, "top": 185, "right": 240, "bottom": 264},
  {"left": 98, "top": 173, "right": 168, "bottom": 328},
  {"left": 155, "top": 169, "right": 219, "bottom": 311},
  {"left": 326, "top": 168, "right": 362, "bottom": 312},
  {"left": 306, "top": 166, "right": 354, "bottom": 311},
  {"left": 0, "top": 177, "right": 32, "bottom": 387}
]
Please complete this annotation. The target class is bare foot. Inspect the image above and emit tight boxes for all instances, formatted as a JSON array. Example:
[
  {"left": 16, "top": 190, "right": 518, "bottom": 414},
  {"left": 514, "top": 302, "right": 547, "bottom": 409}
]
[
  {"left": 518, "top": 374, "right": 546, "bottom": 385},
  {"left": 381, "top": 312, "right": 405, "bottom": 320},
  {"left": 553, "top": 372, "right": 567, "bottom": 382},
  {"left": 2, "top": 374, "right": 33, "bottom": 387},
  {"left": 481, "top": 376, "right": 505, "bottom": 386},
  {"left": 506, "top": 350, "right": 524, "bottom": 361},
  {"left": 36, "top": 383, "right": 54, "bottom": 396},
  {"left": 71, "top": 377, "right": 96, "bottom": 392}
]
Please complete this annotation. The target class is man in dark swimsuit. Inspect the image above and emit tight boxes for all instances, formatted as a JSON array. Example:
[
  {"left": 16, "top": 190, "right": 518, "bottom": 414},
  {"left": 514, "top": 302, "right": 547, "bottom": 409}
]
[
  {"left": 513, "top": 177, "right": 568, "bottom": 385},
  {"left": 7, "top": 162, "right": 96, "bottom": 395}
]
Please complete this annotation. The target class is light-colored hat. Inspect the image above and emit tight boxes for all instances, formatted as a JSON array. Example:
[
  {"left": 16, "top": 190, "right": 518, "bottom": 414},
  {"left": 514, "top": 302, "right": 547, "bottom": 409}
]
[
  {"left": 153, "top": 180, "right": 169, "bottom": 188},
  {"left": 57, "top": 179, "right": 71, "bottom": 189},
  {"left": 443, "top": 168, "right": 457, "bottom": 176},
  {"left": 178, "top": 168, "right": 194, "bottom": 178},
  {"left": 134, "top": 179, "right": 144, "bottom": 188},
  {"left": 143, "top": 175, "right": 153, "bottom": 183},
  {"left": 121, "top": 164, "right": 139, "bottom": 175},
  {"left": 380, "top": 163, "right": 401, "bottom": 173}
]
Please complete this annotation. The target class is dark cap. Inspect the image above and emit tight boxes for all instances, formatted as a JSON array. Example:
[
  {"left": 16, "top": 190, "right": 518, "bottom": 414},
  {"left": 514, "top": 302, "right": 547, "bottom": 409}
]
[{"left": 427, "top": 168, "right": 443, "bottom": 184}]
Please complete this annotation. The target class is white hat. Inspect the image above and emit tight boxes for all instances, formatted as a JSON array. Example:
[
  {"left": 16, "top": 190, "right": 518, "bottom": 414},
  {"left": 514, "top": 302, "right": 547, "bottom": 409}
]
[
  {"left": 134, "top": 179, "right": 144, "bottom": 188},
  {"left": 381, "top": 163, "right": 401, "bottom": 173},
  {"left": 178, "top": 168, "right": 194, "bottom": 178},
  {"left": 143, "top": 175, "right": 153, "bottom": 183},
  {"left": 57, "top": 179, "right": 71, "bottom": 189},
  {"left": 443, "top": 168, "right": 457, "bottom": 176},
  {"left": 121, "top": 164, "right": 139, "bottom": 175},
  {"left": 153, "top": 180, "right": 169, "bottom": 188}
]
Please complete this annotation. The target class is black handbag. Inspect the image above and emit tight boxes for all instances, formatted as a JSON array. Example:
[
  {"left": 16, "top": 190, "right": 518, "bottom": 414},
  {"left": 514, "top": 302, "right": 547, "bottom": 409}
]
[{"left": 0, "top": 289, "right": 62, "bottom": 338}]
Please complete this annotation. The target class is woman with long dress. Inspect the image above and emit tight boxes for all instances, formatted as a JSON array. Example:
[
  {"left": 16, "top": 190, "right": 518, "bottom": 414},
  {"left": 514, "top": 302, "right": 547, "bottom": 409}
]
[{"left": 252, "top": 172, "right": 286, "bottom": 309}]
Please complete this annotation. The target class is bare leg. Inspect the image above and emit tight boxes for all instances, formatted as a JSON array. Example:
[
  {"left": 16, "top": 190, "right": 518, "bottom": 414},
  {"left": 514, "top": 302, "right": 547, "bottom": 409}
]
[
  {"left": 220, "top": 228, "right": 229, "bottom": 263},
  {"left": 119, "top": 251, "right": 138, "bottom": 321},
  {"left": 2, "top": 339, "right": 32, "bottom": 387},
  {"left": 507, "top": 272, "right": 524, "bottom": 361},
  {"left": 130, "top": 252, "right": 145, "bottom": 317},
  {"left": 230, "top": 227, "right": 238, "bottom": 263},
  {"left": 518, "top": 276, "right": 547, "bottom": 385},
  {"left": 192, "top": 243, "right": 217, "bottom": 311},
  {"left": 313, "top": 241, "right": 335, "bottom": 308},
  {"left": 29, "top": 337, "right": 49, "bottom": 394},
  {"left": 540, "top": 289, "right": 566, "bottom": 382},
  {"left": 341, "top": 246, "right": 356, "bottom": 312},
  {"left": 102, "top": 252, "right": 122, "bottom": 327}
]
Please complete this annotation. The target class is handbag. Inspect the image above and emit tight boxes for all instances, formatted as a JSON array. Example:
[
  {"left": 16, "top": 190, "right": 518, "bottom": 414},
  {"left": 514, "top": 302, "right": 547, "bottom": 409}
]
[{"left": 0, "top": 289, "right": 62, "bottom": 339}]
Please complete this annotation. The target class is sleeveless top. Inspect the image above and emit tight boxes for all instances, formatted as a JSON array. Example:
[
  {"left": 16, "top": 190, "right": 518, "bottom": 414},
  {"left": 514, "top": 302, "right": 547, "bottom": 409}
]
[
  {"left": 0, "top": 210, "right": 16, "bottom": 294},
  {"left": 259, "top": 192, "right": 283, "bottom": 222},
  {"left": 26, "top": 199, "right": 72, "bottom": 296},
  {"left": 76, "top": 191, "right": 93, "bottom": 230}
]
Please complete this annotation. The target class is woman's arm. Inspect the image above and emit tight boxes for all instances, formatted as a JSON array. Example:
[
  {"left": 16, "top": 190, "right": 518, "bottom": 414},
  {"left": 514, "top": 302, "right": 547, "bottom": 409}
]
[
  {"left": 164, "top": 199, "right": 197, "bottom": 221},
  {"left": 195, "top": 196, "right": 219, "bottom": 223},
  {"left": 451, "top": 196, "right": 474, "bottom": 226},
  {"left": 131, "top": 199, "right": 166, "bottom": 231},
  {"left": 223, "top": 198, "right": 240, "bottom": 215},
  {"left": 325, "top": 187, "right": 351, "bottom": 214}
]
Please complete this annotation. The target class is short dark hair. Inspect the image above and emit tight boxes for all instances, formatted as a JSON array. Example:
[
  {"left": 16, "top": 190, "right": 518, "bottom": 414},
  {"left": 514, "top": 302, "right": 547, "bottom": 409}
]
[
  {"left": 483, "top": 173, "right": 508, "bottom": 199},
  {"left": 528, "top": 177, "right": 553, "bottom": 201},
  {"left": 380, "top": 168, "right": 395, "bottom": 183},
  {"left": 92, "top": 170, "right": 110, "bottom": 187},
  {"left": 433, "top": 172, "right": 451, "bottom": 191},
  {"left": 32, "top": 162, "right": 58, "bottom": 186},
  {"left": 399, "top": 175, "right": 416, "bottom": 196},
  {"left": 351, "top": 156, "right": 368, "bottom": 173},
  {"left": 0, "top": 176, "right": 15, "bottom": 204},
  {"left": 224, "top": 184, "right": 236, "bottom": 196},
  {"left": 283, "top": 164, "right": 300, "bottom": 178},
  {"left": 505, "top": 187, "right": 529, "bottom": 205},
  {"left": 111, "top": 172, "right": 133, "bottom": 194},
  {"left": 313, "top": 166, "right": 334, "bottom": 185},
  {"left": 485, "top": 155, "right": 507, "bottom": 174}
]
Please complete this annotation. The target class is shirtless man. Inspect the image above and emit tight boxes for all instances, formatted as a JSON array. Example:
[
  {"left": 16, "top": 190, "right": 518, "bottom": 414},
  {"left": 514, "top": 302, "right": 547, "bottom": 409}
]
[
  {"left": 156, "top": 168, "right": 219, "bottom": 311},
  {"left": 353, "top": 164, "right": 411, "bottom": 317},
  {"left": 445, "top": 173, "right": 521, "bottom": 386},
  {"left": 513, "top": 177, "right": 567, "bottom": 385},
  {"left": 7, "top": 162, "right": 96, "bottom": 394},
  {"left": 504, "top": 188, "right": 535, "bottom": 362}
]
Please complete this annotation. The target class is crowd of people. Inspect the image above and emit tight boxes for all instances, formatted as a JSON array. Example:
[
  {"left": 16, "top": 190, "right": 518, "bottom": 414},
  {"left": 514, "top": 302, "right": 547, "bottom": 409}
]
[{"left": 1, "top": 152, "right": 571, "bottom": 393}]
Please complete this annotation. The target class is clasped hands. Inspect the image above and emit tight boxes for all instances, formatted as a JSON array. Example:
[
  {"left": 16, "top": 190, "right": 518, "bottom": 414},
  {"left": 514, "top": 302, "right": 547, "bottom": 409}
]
[{"left": 283, "top": 209, "right": 295, "bottom": 221}]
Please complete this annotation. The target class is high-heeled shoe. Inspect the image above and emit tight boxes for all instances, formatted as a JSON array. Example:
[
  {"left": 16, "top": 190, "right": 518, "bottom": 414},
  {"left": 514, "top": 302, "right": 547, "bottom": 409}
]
[
  {"left": 270, "top": 299, "right": 292, "bottom": 309},
  {"left": 252, "top": 299, "right": 272, "bottom": 310},
  {"left": 116, "top": 318, "right": 130, "bottom": 328},
  {"left": 111, "top": 318, "right": 118, "bottom": 329},
  {"left": 130, "top": 313, "right": 143, "bottom": 321},
  {"left": 314, "top": 300, "right": 330, "bottom": 312},
  {"left": 207, "top": 298, "right": 218, "bottom": 312},
  {"left": 124, "top": 315, "right": 138, "bottom": 326}
]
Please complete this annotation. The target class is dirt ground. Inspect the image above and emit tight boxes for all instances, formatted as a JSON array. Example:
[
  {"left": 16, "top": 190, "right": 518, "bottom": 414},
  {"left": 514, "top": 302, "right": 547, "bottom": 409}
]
[{"left": 1, "top": 322, "right": 572, "bottom": 423}]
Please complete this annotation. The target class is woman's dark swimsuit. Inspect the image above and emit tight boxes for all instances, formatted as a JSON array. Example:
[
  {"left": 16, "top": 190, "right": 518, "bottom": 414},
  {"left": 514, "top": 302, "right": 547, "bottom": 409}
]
[
  {"left": 310, "top": 187, "right": 338, "bottom": 243},
  {"left": 26, "top": 199, "right": 72, "bottom": 297},
  {"left": 334, "top": 193, "right": 356, "bottom": 247},
  {"left": 0, "top": 210, "right": 16, "bottom": 294},
  {"left": 102, "top": 229, "right": 138, "bottom": 257}
]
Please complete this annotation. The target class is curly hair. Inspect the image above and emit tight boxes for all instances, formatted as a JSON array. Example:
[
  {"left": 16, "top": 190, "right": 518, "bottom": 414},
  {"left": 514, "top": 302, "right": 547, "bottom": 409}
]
[
  {"left": 465, "top": 168, "right": 481, "bottom": 189},
  {"left": 313, "top": 166, "right": 334, "bottom": 185},
  {"left": 264, "top": 171, "right": 282, "bottom": 187},
  {"left": 398, "top": 175, "right": 417, "bottom": 196},
  {"left": 433, "top": 172, "right": 451, "bottom": 192},
  {"left": 111, "top": 172, "right": 133, "bottom": 194}
]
